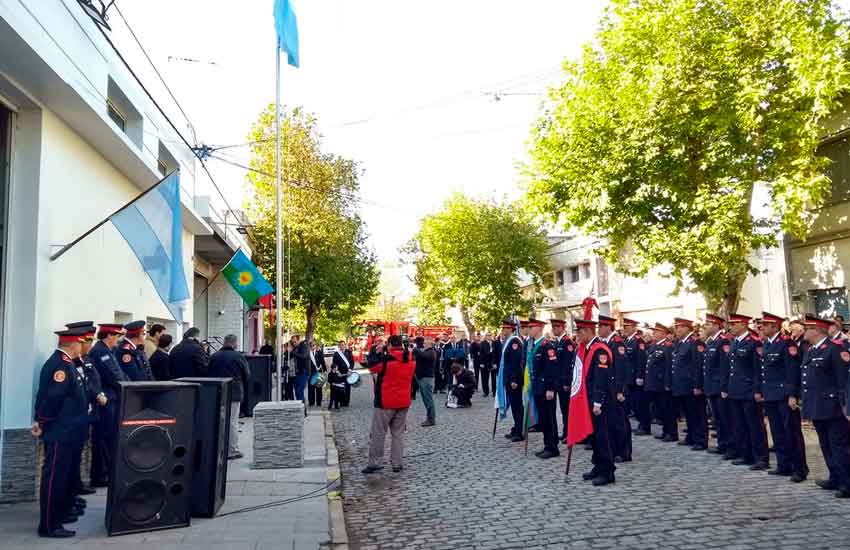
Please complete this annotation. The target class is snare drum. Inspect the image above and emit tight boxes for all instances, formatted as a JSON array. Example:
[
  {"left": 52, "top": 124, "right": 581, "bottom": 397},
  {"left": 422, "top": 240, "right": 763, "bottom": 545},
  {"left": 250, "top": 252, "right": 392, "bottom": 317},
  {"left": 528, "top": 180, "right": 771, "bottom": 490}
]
[
  {"left": 310, "top": 372, "right": 326, "bottom": 387},
  {"left": 346, "top": 371, "right": 362, "bottom": 388}
]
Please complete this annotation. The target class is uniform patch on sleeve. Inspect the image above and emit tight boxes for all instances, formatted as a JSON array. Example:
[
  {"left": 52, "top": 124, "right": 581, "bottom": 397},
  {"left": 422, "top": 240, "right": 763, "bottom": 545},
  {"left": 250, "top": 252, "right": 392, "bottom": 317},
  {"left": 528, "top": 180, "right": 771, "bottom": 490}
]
[
  {"left": 788, "top": 346, "right": 797, "bottom": 357},
  {"left": 841, "top": 351, "right": 850, "bottom": 363},
  {"left": 122, "top": 354, "right": 131, "bottom": 363},
  {"left": 61, "top": 355, "right": 72, "bottom": 363},
  {"left": 53, "top": 370, "right": 66, "bottom": 383}
]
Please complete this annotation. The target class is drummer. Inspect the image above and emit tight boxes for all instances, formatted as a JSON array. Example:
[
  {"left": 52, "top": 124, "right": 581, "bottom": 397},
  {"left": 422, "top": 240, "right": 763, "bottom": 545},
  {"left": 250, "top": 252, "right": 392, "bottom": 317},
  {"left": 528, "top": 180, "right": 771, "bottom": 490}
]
[{"left": 332, "top": 340, "right": 356, "bottom": 407}]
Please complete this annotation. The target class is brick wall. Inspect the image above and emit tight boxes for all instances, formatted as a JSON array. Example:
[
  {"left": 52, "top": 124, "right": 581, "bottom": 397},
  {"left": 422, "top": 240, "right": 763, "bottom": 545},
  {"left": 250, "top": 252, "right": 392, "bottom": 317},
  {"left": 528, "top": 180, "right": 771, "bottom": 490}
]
[
  {"left": 0, "top": 428, "right": 36, "bottom": 502},
  {"left": 207, "top": 275, "right": 244, "bottom": 347}
]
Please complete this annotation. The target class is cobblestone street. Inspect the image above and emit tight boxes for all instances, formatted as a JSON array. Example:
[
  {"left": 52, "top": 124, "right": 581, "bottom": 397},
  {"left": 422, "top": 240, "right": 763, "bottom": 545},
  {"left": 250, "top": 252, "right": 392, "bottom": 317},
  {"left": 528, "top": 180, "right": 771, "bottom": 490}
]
[{"left": 332, "top": 376, "right": 850, "bottom": 550}]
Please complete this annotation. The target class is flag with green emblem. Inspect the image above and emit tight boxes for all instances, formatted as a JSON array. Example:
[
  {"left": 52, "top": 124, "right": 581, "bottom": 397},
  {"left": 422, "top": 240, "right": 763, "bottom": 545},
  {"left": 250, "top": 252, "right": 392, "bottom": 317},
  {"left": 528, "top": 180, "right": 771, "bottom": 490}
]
[{"left": 221, "top": 249, "right": 274, "bottom": 306}]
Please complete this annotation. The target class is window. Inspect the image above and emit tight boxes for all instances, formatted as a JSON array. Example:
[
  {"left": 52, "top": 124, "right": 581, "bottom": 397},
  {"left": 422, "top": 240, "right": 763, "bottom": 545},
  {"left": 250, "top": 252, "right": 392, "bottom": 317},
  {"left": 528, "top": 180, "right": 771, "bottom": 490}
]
[
  {"left": 580, "top": 262, "right": 591, "bottom": 280},
  {"left": 820, "top": 137, "right": 850, "bottom": 204},
  {"left": 157, "top": 141, "right": 177, "bottom": 177},
  {"left": 107, "top": 77, "right": 143, "bottom": 148},
  {"left": 107, "top": 100, "right": 126, "bottom": 131},
  {"left": 557, "top": 270, "right": 565, "bottom": 287},
  {"left": 568, "top": 266, "right": 580, "bottom": 283}
]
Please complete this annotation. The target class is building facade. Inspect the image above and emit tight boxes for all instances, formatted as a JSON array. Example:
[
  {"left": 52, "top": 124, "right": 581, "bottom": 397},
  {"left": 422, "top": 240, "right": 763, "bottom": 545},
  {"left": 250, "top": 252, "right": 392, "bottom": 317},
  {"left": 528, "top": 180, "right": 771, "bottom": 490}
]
[{"left": 0, "top": 1, "right": 257, "bottom": 501}]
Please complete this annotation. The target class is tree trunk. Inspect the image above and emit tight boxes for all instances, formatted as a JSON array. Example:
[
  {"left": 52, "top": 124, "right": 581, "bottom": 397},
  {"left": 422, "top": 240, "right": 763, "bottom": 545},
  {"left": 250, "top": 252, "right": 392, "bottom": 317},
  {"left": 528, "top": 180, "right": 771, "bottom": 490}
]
[
  {"left": 459, "top": 303, "right": 476, "bottom": 337},
  {"left": 716, "top": 272, "right": 746, "bottom": 319},
  {"left": 305, "top": 303, "right": 320, "bottom": 342}
]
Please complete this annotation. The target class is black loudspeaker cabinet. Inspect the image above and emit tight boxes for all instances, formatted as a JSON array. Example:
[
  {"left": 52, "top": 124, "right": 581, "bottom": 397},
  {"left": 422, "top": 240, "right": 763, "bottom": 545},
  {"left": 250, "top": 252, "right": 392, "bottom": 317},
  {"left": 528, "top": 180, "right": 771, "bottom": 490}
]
[
  {"left": 175, "top": 377, "right": 232, "bottom": 517},
  {"left": 106, "top": 381, "right": 199, "bottom": 536},
  {"left": 242, "top": 355, "right": 272, "bottom": 417}
]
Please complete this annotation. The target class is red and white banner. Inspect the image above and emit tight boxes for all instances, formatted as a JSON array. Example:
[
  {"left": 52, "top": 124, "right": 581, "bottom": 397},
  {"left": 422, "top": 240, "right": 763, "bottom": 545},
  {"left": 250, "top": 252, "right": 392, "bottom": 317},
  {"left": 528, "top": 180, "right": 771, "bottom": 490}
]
[{"left": 566, "top": 341, "right": 601, "bottom": 447}]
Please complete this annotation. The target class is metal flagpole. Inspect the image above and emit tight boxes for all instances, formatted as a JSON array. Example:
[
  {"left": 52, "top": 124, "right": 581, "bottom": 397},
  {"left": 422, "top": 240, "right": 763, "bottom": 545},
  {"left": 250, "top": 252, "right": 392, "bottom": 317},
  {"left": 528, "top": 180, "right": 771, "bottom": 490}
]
[{"left": 274, "top": 45, "right": 283, "bottom": 402}]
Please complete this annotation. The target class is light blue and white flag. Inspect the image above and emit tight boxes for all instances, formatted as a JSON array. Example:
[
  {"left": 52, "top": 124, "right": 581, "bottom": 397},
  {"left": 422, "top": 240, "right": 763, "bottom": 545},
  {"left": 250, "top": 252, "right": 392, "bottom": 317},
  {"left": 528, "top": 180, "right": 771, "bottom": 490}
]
[
  {"left": 274, "top": 0, "right": 300, "bottom": 67},
  {"left": 495, "top": 334, "right": 521, "bottom": 419},
  {"left": 111, "top": 171, "right": 190, "bottom": 323}
]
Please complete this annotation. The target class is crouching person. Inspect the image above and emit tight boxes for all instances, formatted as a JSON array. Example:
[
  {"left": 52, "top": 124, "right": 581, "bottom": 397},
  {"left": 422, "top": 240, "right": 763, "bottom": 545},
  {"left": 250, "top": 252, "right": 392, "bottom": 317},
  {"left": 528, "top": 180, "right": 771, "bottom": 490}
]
[{"left": 450, "top": 363, "right": 476, "bottom": 407}]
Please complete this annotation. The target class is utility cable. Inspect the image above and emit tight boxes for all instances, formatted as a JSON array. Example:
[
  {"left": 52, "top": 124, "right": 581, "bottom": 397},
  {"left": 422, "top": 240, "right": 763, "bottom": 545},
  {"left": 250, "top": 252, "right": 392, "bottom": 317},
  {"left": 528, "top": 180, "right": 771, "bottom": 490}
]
[{"left": 215, "top": 477, "right": 340, "bottom": 518}]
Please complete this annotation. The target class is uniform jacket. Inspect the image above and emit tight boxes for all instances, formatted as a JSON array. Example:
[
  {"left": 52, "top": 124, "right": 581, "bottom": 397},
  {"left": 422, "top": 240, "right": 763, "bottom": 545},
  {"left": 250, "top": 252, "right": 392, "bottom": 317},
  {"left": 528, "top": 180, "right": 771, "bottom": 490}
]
[
  {"left": 723, "top": 333, "right": 762, "bottom": 400},
  {"left": 478, "top": 340, "right": 492, "bottom": 367},
  {"left": 332, "top": 349, "right": 354, "bottom": 375},
  {"left": 501, "top": 335, "right": 524, "bottom": 386},
  {"left": 114, "top": 338, "right": 152, "bottom": 381},
  {"left": 624, "top": 333, "right": 646, "bottom": 387},
  {"left": 671, "top": 333, "right": 704, "bottom": 396},
  {"left": 603, "top": 334, "right": 628, "bottom": 394},
  {"left": 169, "top": 337, "right": 209, "bottom": 379},
  {"left": 787, "top": 336, "right": 806, "bottom": 399},
  {"left": 492, "top": 337, "right": 503, "bottom": 368},
  {"left": 702, "top": 332, "right": 730, "bottom": 397},
  {"left": 208, "top": 346, "right": 252, "bottom": 402},
  {"left": 149, "top": 348, "right": 172, "bottom": 381},
  {"left": 585, "top": 337, "right": 614, "bottom": 405},
  {"left": 89, "top": 340, "right": 127, "bottom": 397},
  {"left": 369, "top": 346, "right": 416, "bottom": 409},
  {"left": 645, "top": 338, "right": 673, "bottom": 392},
  {"left": 555, "top": 335, "right": 576, "bottom": 389},
  {"left": 34, "top": 350, "right": 89, "bottom": 443},
  {"left": 757, "top": 334, "right": 800, "bottom": 402},
  {"left": 801, "top": 338, "right": 849, "bottom": 421},
  {"left": 531, "top": 337, "right": 559, "bottom": 395}
]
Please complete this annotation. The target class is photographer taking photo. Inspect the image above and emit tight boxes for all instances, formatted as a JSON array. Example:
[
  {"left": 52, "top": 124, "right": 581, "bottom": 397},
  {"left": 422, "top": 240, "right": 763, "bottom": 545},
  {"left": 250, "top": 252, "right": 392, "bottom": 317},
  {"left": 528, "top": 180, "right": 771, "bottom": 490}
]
[{"left": 362, "top": 335, "right": 416, "bottom": 474}]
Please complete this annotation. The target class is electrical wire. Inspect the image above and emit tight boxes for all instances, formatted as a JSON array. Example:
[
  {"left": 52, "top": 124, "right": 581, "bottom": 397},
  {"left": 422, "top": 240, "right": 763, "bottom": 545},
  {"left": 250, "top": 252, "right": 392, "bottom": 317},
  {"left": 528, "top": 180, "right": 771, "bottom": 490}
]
[
  {"left": 215, "top": 477, "right": 340, "bottom": 518},
  {"left": 113, "top": 2, "right": 197, "bottom": 144}
]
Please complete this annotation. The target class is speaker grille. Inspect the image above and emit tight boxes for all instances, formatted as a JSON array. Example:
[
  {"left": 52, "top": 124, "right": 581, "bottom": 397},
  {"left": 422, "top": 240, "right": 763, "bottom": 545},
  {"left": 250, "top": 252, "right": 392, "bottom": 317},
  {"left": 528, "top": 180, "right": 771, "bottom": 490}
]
[
  {"left": 124, "top": 425, "right": 173, "bottom": 472},
  {"left": 121, "top": 479, "right": 167, "bottom": 524}
]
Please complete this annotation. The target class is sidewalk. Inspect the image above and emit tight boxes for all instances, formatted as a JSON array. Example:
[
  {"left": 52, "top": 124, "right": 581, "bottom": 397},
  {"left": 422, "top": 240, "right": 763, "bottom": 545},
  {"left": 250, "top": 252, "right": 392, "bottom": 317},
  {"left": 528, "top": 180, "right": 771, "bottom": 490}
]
[{"left": 0, "top": 410, "right": 334, "bottom": 550}]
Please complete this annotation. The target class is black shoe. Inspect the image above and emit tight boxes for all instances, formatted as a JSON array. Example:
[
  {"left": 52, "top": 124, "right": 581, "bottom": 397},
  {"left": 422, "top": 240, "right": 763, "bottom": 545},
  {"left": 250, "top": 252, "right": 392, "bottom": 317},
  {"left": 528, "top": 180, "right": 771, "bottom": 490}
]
[
  {"left": 654, "top": 434, "right": 666, "bottom": 440},
  {"left": 392, "top": 466, "right": 403, "bottom": 473},
  {"left": 361, "top": 465, "right": 384, "bottom": 474},
  {"left": 528, "top": 425, "right": 541, "bottom": 433},
  {"left": 790, "top": 473, "right": 807, "bottom": 483},
  {"left": 706, "top": 448, "right": 723, "bottom": 454},
  {"left": 749, "top": 463, "right": 769, "bottom": 471},
  {"left": 538, "top": 449, "right": 559, "bottom": 459},
  {"left": 228, "top": 451, "right": 244, "bottom": 460},
  {"left": 592, "top": 475, "right": 615, "bottom": 486},
  {"left": 534, "top": 449, "right": 546, "bottom": 457},
  {"left": 71, "top": 505, "right": 85, "bottom": 515},
  {"left": 74, "top": 497, "right": 87, "bottom": 508},
  {"left": 614, "top": 456, "right": 624, "bottom": 463},
  {"left": 421, "top": 420, "right": 435, "bottom": 427},
  {"left": 76, "top": 487, "right": 96, "bottom": 496},
  {"left": 39, "top": 528, "right": 75, "bottom": 538},
  {"left": 662, "top": 436, "right": 678, "bottom": 442},
  {"left": 504, "top": 433, "right": 514, "bottom": 440},
  {"left": 90, "top": 480, "right": 109, "bottom": 488},
  {"left": 691, "top": 445, "right": 707, "bottom": 451},
  {"left": 722, "top": 453, "right": 739, "bottom": 461},
  {"left": 510, "top": 435, "right": 524, "bottom": 443},
  {"left": 817, "top": 479, "right": 838, "bottom": 490},
  {"left": 768, "top": 468, "right": 792, "bottom": 476},
  {"left": 836, "top": 488, "right": 850, "bottom": 498},
  {"left": 582, "top": 471, "right": 598, "bottom": 481},
  {"left": 634, "top": 430, "right": 651, "bottom": 436}
]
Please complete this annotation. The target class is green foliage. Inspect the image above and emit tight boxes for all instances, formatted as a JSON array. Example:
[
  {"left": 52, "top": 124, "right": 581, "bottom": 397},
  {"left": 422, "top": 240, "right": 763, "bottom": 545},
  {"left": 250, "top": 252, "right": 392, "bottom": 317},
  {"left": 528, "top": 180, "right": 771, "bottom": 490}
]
[
  {"left": 406, "top": 194, "right": 549, "bottom": 332},
  {"left": 527, "top": 0, "right": 850, "bottom": 314},
  {"left": 246, "top": 106, "right": 380, "bottom": 340}
]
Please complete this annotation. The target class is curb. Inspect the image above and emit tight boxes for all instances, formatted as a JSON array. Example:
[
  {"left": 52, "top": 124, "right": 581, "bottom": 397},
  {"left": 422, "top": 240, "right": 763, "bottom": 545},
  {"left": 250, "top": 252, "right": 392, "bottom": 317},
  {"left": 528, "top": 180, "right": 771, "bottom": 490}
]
[{"left": 324, "top": 414, "right": 350, "bottom": 550}]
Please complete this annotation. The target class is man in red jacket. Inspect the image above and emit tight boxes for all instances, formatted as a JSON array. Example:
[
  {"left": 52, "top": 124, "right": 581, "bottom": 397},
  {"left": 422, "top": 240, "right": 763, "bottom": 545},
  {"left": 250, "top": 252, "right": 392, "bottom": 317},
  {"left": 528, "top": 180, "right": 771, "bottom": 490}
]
[{"left": 363, "top": 335, "right": 416, "bottom": 474}]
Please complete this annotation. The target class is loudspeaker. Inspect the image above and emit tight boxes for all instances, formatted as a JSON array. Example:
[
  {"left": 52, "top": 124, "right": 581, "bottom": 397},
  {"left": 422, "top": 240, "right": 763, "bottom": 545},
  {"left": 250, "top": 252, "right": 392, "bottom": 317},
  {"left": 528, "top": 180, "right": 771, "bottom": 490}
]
[
  {"left": 175, "top": 377, "right": 232, "bottom": 517},
  {"left": 242, "top": 355, "right": 272, "bottom": 417},
  {"left": 106, "top": 382, "right": 198, "bottom": 536}
]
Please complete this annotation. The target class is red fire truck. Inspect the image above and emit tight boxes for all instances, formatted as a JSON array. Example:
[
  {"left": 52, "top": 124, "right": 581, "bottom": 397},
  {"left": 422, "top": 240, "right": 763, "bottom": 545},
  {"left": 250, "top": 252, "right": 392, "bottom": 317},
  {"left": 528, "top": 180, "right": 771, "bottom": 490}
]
[
  {"left": 350, "top": 320, "right": 413, "bottom": 364},
  {"left": 411, "top": 325, "right": 457, "bottom": 339}
]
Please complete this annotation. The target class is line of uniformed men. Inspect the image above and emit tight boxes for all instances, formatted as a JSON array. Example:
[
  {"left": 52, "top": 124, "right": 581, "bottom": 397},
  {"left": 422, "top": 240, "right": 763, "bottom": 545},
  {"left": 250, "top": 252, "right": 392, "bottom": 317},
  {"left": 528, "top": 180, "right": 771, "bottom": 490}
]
[{"left": 32, "top": 320, "right": 152, "bottom": 538}]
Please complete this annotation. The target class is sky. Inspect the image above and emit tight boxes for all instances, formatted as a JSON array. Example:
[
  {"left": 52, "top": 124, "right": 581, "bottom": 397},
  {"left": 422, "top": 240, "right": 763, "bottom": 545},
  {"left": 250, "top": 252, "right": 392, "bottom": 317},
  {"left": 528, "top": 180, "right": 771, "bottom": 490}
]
[{"left": 113, "top": 0, "right": 608, "bottom": 297}]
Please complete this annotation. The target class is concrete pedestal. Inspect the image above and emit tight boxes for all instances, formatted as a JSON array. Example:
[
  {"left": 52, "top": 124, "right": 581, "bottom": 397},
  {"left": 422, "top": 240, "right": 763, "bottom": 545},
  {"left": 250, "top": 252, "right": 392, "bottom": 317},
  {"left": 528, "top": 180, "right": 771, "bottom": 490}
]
[{"left": 253, "top": 400, "right": 304, "bottom": 469}]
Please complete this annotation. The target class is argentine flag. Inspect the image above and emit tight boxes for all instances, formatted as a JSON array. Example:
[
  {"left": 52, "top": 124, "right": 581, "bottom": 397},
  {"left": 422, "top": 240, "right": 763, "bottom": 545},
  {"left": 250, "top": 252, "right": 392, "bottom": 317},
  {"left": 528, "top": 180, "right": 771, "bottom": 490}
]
[{"left": 111, "top": 172, "right": 190, "bottom": 323}]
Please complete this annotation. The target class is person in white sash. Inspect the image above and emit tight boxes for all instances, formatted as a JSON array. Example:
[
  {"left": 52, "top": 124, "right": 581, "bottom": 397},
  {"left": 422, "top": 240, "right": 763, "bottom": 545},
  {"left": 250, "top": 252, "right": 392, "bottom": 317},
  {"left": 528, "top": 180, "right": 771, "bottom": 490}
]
[{"left": 333, "top": 340, "right": 355, "bottom": 407}]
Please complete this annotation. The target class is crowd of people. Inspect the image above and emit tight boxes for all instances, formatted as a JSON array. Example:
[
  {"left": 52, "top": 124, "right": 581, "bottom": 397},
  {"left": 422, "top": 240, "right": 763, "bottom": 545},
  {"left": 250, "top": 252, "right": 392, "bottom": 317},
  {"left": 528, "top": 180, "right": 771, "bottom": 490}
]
[
  {"left": 31, "top": 321, "right": 251, "bottom": 538},
  {"left": 360, "top": 311, "right": 850, "bottom": 498}
]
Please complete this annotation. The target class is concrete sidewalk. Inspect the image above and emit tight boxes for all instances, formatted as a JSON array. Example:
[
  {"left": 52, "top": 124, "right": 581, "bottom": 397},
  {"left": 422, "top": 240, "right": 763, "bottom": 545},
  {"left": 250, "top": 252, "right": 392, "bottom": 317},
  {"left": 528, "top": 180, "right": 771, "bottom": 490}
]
[{"left": 0, "top": 410, "right": 334, "bottom": 550}]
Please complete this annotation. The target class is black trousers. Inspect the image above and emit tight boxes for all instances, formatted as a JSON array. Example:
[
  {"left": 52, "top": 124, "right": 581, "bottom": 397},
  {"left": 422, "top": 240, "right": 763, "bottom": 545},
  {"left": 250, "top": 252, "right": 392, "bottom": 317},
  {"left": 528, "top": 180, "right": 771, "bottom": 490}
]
[
  {"left": 534, "top": 393, "right": 559, "bottom": 453},
  {"left": 557, "top": 387, "right": 570, "bottom": 439},
  {"left": 343, "top": 382, "right": 351, "bottom": 406},
  {"left": 610, "top": 396, "right": 632, "bottom": 460},
  {"left": 813, "top": 416, "right": 850, "bottom": 488},
  {"left": 489, "top": 368, "right": 497, "bottom": 397},
  {"left": 648, "top": 390, "right": 677, "bottom": 439},
  {"left": 39, "top": 440, "right": 74, "bottom": 534},
  {"left": 480, "top": 366, "right": 492, "bottom": 396},
  {"left": 632, "top": 385, "right": 651, "bottom": 432},
  {"left": 729, "top": 398, "right": 768, "bottom": 464},
  {"left": 473, "top": 363, "right": 482, "bottom": 391},
  {"left": 91, "top": 400, "right": 116, "bottom": 484},
  {"left": 506, "top": 384, "right": 524, "bottom": 436},
  {"left": 70, "top": 437, "right": 85, "bottom": 494},
  {"left": 784, "top": 406, "right": 808, "bottom": 477},
  {"left": 764, "top": 400, "right": 790, "bottom": 471},
  {"left": 308, "top": 384, "right": 323, "bottom": 407},
  {"left": 590, "top": 404, "right": 616, "bottom": 479},
  {"left": 708, "top": 395, "right": 734, "bottom": 453},
  {"left": 680, "top": 394, "right": 708, "bottom": 447}
]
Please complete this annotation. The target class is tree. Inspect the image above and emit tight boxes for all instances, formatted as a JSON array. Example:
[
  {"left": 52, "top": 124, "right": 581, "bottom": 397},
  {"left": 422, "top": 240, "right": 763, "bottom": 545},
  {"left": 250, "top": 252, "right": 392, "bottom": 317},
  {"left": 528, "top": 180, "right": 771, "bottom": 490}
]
[
  {"left": 246, "top": 106, "right": 380, "bottom": 341},
  {"left": 406, "top": 194, "right": 549, "bottom": 334},
  {"left": 526, "top": 0, "right": 850, "bottom": 315}
]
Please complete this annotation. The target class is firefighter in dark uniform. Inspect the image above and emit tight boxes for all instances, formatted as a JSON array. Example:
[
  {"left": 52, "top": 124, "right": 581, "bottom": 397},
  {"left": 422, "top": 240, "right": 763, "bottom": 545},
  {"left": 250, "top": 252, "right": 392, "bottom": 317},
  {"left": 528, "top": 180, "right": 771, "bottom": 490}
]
[
  {"left": 577, "top": 319, "right": 617, "bottom": 486},
  {"left": 800, "top": 315, "right": 850, "bottom": 497},
  {"left": 115, "top": 320, "right": 153, "bottom": 381},
  {"left": 623, "top": 319, "right": 650, "bottom": 435},
  {"left": 64, "top": 322, "right": 105, "bottom": 502},
  {"left": 785, "top": 317, "right": 809, "bottom": 482},
  {"left": 88, "top": 323, "right": 127, "bottom": 486},
  {"left": 646, "top": 323, "right": 675, "bottom": 440},
  {"left": 528, "top": 319, "right": 560, "bottom": 458},
  {"left": 500, "top": 320, "right": 525, "bottom": 442},
  {"left": 723, "top": 313, "right": 769, "bottom": 470},
  {"left": 701, "top": 314, "right": 734, "bottom": 456},
  {"left": 757, "top": 312, "right": 805, "bottom": 478},
  {"left": 33, "top": 329, "right": 90, "bottom": 538},
  {"left": 550, "top": 318, "right": 575, "bottom": 441},
  {"left": 598, "top": 315, "right": 631, "bottom": 462},
  {"left": 670, "top": 318, "right": 707, "bottom": 450}
]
